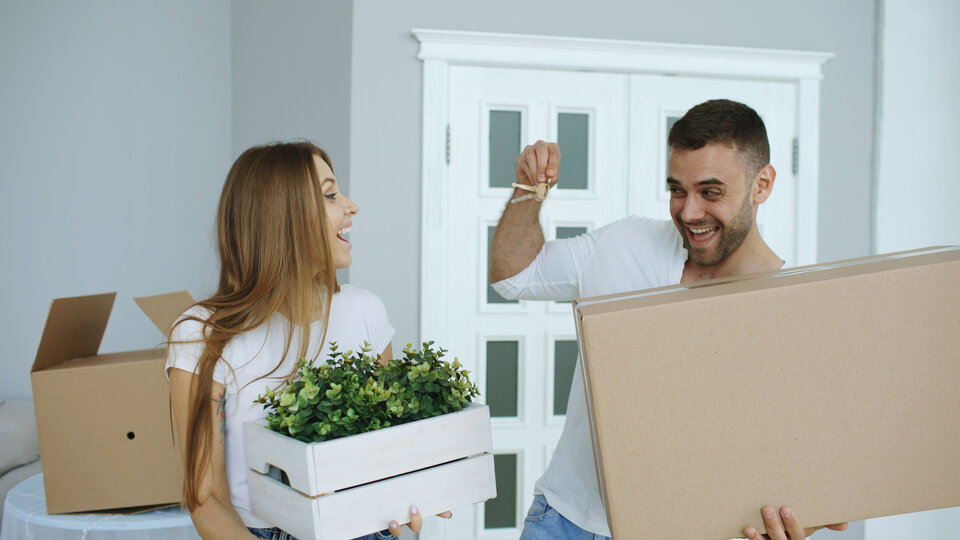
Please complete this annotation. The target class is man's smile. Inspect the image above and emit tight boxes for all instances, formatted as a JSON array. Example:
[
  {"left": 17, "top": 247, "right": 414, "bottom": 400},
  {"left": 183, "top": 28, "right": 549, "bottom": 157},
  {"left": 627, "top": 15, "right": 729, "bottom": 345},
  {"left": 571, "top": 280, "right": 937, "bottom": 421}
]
[{"left": 683, "top": 223, "right": 720, "bottom": 246}]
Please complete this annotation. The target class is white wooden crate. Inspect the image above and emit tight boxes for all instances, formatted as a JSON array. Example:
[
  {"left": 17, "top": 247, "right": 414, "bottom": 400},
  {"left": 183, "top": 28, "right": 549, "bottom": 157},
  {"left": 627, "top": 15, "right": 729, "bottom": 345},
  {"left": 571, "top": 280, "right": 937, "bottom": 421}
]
[
  {"left": 248, "top": 454, "right": 496, "bottom": 540},
  {"left": 243, "top": 402, "right": 496, "bottom": 539}
]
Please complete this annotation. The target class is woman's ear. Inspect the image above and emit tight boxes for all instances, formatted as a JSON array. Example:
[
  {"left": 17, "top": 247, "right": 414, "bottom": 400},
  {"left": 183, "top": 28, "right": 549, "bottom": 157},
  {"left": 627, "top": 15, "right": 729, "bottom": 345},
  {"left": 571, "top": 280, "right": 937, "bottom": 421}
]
[{"left": 752, "top": 164, "right": 776, "bottom": 204}]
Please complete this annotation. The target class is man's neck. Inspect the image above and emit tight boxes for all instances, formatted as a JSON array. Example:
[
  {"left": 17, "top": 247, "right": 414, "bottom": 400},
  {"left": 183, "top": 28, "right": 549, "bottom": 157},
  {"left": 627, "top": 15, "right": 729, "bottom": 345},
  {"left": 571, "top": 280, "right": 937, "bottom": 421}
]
[{"left": 681, "top": 229, "right": 784, "bottom": 283}]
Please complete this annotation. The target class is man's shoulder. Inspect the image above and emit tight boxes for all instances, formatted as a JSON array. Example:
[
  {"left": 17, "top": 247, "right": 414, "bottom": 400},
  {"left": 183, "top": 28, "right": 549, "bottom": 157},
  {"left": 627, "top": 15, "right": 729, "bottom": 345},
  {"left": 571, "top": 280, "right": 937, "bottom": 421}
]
[
  {"left": 597, "top": 215, "right": 680, "bottom": 244},
  {"left": 588, "top": 216, "right": 686, "bottom": 281}
]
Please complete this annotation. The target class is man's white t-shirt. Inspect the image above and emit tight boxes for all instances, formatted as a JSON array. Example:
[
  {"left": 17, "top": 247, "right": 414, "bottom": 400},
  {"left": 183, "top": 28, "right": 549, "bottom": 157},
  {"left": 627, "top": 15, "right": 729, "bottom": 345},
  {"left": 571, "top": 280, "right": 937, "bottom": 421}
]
[
  {"left": 492, "top": 216, "right": 687, "bottom": 536},
  {"left": 165, "top": 284, "right": 395, "bottom": 529}
]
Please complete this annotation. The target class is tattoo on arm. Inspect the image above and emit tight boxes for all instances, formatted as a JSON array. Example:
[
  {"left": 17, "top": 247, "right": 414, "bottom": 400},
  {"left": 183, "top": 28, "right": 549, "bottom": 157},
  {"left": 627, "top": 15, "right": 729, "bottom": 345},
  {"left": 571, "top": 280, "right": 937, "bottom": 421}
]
[{"left": 214, "top": 392, "right": 226, "bottom": 436}]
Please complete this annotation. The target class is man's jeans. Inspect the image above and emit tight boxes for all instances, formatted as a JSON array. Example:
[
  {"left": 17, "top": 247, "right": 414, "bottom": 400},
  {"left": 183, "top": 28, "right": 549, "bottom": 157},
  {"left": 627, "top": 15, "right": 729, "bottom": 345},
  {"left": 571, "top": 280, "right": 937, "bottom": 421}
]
[{"left": 518, "top": 494, "right": 611, "bottom": 540}]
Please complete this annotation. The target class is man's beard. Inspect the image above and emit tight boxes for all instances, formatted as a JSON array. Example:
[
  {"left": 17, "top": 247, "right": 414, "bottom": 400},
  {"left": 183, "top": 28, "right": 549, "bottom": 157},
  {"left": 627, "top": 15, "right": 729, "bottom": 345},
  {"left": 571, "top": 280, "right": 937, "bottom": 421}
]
[{"left": 679, "top": 190, "right": 753, "bottom": 267}]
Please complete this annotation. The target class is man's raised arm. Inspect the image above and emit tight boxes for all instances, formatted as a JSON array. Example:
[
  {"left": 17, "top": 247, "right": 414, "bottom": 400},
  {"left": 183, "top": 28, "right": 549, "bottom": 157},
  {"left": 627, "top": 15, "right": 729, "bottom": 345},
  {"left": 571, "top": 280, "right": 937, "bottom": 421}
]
[{"left": 489, "top": 141, "right": 560, "bottom": 283}]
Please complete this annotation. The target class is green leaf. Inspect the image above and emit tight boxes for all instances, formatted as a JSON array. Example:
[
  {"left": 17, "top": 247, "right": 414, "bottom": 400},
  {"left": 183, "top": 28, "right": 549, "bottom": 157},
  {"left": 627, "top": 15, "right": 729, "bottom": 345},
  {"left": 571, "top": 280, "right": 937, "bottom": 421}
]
[{"left": 258, "top": 343, "right": 478, "bottom": 442}]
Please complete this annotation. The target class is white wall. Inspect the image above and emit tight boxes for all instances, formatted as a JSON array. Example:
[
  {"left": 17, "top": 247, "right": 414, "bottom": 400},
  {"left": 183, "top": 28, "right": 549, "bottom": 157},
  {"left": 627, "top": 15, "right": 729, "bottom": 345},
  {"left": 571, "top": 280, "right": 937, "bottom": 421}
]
[
  {"left": 0, "top": 1, "right": 232, "bottom": 400},
  {"left": 865, "top": 1, "right": 960, "bottom": 537},
  {"left": 874, "top": 0, "right": 960, "bottom": 252},
  {"left": 865, "top": 507, "right": 960, "bottom": 540}
]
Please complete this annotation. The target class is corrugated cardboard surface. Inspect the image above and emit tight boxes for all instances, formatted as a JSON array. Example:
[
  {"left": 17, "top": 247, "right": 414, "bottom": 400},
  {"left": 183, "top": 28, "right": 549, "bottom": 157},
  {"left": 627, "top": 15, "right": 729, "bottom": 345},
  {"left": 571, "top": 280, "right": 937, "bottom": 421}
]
[
  {"left": 134, "top": 290, "right": 194, "bottom": 337},
  {"left": 574, "top": 248, "right": 960, "bottom": 539},
  {"left": 31, "top": 291, "right": 193, "bottom": 514},
  {"left": 32, "top": 350, "right": 183, "bottom": 513}
]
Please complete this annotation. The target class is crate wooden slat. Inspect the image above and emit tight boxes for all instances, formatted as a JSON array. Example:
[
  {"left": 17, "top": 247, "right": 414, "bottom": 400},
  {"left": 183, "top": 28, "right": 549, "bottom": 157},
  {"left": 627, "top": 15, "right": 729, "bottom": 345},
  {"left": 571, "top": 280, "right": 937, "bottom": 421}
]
[
  {"left": 243, "top": 402, "right": 492, "bottom": 496},
  {"left": 248, "top": 453, "right": 495, "bottom": 540}
]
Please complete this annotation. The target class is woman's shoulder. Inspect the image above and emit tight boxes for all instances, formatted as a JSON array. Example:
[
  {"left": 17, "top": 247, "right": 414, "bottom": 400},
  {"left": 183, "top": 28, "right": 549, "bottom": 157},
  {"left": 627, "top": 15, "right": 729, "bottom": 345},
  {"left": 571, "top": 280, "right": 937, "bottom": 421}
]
[
  {"left": 335, "top": 284, "right": 384, "bottom": 305},
  {"left": 332, "top": 284, "right": 390, "bottom": 321},
  {"left": 170, "top": 304, "right": 213, "bottom": 340}
]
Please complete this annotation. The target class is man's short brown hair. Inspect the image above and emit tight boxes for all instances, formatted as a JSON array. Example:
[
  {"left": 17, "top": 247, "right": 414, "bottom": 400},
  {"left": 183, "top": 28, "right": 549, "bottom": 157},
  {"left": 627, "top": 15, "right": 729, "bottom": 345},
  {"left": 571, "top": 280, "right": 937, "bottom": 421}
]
[{"left": 667, "top": 99, "right": 770, "bottom": 177}]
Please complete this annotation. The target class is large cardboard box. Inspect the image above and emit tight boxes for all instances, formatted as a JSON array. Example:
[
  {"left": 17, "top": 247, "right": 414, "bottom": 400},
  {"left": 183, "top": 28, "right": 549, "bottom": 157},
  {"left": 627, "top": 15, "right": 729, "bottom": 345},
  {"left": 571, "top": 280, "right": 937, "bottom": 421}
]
[
  {"left": 30, "top": 291, "right": 194, "bottom": 514},
  {"left": 244, "top": 402, "right": 497, "bottom": 540},
  {"left": 573, "top": 247, "right": 960, "bottom": 539}
]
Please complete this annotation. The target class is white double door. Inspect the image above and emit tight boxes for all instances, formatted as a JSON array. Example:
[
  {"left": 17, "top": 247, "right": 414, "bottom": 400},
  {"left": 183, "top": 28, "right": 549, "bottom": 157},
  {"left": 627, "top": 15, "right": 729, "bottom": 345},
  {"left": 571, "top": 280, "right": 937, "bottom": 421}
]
[{"left": 421, "top": 65, "right": 800, "bottom": 540}]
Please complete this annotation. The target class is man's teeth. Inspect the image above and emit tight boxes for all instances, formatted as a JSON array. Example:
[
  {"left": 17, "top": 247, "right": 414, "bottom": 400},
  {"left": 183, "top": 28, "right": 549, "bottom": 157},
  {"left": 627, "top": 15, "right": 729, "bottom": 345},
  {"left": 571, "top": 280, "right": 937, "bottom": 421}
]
[{"left": 688, "top": 226, "right": 715, "bottom": 234}]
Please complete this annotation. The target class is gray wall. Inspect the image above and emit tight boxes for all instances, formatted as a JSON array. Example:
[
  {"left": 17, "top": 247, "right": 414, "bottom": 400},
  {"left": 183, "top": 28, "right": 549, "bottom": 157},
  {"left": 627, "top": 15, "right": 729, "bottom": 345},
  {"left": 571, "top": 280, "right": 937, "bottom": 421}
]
[
  {"left": 0, "top": 0, "right": 878, "bottom": 398},
  {"left": 231, "top": 0, "right": 353, "bottom": 179},
  {"left": 0, "top": 1, "right": 232, "bottom": 400},
  {"left": 348, "top": 0, "right": 878, "bottom": 353},
  {"left": 231, "top": 0, "right": 354, "bottom": 283}
]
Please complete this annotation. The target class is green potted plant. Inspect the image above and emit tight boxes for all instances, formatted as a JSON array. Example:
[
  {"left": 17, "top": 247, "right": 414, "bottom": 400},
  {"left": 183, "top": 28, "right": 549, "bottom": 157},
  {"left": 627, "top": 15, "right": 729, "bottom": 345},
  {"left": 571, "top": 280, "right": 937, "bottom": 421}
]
[{"left": 242, "top": 342, "right": 496, "bottom": 540}]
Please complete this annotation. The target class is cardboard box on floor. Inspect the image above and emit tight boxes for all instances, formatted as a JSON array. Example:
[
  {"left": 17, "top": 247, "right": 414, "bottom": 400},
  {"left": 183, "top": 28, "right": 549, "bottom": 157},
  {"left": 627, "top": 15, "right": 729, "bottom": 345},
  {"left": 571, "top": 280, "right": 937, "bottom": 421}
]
[
  {"left": 30, "top": 291, "right": 195, "bottom": 514},
  {"left": 573, "top": 247, "right": 960, "bottom": 539}
]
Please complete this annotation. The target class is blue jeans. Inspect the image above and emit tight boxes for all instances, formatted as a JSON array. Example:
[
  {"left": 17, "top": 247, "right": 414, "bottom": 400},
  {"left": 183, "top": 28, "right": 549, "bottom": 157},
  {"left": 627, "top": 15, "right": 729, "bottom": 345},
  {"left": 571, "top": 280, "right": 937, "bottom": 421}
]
[
  {"left": 248, "top": 527, "right": 394, "bottom": 540},
  {"left": 519, "top": 494, "right": 611, "bottom": 540}
]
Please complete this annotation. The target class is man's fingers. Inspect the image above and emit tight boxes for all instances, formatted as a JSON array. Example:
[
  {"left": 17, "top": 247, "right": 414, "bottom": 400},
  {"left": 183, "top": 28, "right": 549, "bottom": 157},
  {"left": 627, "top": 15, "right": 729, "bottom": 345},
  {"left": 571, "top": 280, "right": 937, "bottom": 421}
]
[
  {"left": 826, "top": 522, "right": 849, "bottom": 531},
  {"left": 779, "top": 507, "right": 805, "bottom": 539},
  {"left": 545, "top": 142, "right": 560, "bottom": 182},
  {"left": 518, "top": 145, "right": 538, "bottom": 185},
  {"left": 761, "top": 506, "right": 786, "bottom": 540},
  {"left": 534, "top": 141, "right": 550, "bottom": 182},
  {"left": 516, "top": 141, "right": 560, "bottom": 186}
]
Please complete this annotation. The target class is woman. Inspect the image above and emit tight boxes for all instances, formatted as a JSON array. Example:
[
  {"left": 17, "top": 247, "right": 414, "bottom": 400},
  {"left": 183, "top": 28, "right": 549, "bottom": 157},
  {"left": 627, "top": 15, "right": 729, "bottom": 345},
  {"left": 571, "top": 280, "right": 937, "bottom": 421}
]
[{"left": 166, "top": 142, "right": 429, "bottom": 539}]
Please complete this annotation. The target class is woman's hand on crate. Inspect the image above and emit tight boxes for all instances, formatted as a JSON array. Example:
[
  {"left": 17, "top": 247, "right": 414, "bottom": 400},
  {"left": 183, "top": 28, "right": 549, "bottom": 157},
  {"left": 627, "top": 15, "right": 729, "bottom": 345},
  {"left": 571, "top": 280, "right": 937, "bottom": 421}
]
[{"left": 386, "top": 506, "right": 453, "bottom": 536}]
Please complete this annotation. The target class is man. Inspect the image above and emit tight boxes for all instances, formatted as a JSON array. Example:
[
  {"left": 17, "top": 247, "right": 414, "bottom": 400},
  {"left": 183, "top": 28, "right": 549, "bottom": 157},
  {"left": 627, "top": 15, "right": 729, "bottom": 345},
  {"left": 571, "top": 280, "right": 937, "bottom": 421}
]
[{"left": 489, "top": 99, "right": 848, "bottom": 540}]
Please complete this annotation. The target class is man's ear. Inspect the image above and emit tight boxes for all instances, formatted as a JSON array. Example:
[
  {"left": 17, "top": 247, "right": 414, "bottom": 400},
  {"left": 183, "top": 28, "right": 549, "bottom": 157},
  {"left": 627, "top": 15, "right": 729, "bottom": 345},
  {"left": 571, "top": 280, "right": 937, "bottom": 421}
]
[{"left": 752, "top": 164, "right": 776, "bottom": 204}]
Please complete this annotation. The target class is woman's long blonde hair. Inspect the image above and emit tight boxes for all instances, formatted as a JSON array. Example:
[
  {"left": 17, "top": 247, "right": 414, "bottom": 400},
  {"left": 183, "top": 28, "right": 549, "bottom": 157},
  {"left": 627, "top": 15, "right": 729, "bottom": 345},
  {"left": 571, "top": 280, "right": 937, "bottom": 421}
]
[{"left": 174, "top": 141, "right": 338, "bottom": 510}]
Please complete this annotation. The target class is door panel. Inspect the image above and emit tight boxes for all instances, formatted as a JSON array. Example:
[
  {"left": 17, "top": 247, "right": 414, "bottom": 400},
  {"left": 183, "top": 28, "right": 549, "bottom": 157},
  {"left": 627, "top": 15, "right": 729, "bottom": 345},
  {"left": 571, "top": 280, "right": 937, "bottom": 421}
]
[
  {"left": 423, "top": 66, "right": 801, "bottom": 540},
  {"left": 431, "top": 65, "right": 628, "bottom": 539}
]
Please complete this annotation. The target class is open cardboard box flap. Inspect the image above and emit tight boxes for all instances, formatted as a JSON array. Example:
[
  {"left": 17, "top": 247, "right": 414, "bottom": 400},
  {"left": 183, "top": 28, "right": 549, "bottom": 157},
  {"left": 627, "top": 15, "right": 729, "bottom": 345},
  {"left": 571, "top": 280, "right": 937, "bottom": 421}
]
[
  {"left": 573, "top": 247, "right": 960, "bottom": 539},
  {"left": 31, "top": 290, "right": 195, "bottom": 514},
  {"left": 32, "top": 290, "right": 194, "bottom": 374}
]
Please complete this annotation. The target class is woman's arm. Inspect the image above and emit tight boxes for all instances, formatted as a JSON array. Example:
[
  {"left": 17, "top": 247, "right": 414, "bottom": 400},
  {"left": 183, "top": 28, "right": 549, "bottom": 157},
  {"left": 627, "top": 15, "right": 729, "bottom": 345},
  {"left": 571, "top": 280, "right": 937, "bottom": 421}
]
[{"left": 169, "top": 368, "right": 257, "bottom": 539}]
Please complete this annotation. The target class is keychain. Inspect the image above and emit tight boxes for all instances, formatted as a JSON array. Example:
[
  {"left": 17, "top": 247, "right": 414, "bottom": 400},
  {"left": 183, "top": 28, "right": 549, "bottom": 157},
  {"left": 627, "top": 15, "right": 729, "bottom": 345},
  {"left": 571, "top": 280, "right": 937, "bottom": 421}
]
[{"left": 510, "top": 180, "right": 553, "bottom": 204}]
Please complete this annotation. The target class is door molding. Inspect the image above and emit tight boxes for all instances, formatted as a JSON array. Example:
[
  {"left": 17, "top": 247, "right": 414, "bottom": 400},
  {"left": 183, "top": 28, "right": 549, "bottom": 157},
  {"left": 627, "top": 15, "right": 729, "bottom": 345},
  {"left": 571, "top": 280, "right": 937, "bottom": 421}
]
[
  {"left": 415, "top": 29, "right": 832, "bottom": 350},
  {"left": 415, "top": 28, "right": 832, "bottom": 79}
]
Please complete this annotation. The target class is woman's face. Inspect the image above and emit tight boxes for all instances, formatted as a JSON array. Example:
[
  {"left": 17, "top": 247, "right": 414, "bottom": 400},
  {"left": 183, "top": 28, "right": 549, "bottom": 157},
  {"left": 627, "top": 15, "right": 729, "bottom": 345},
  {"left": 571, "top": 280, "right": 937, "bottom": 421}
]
[{"left": 315, "top": 155, "right": 358, "bottom": 269}]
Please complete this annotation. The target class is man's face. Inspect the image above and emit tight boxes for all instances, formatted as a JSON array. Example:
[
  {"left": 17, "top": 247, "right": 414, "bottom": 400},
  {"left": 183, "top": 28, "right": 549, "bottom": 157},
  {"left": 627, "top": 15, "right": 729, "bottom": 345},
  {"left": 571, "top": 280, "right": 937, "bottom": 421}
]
[{"left": 667, "top": 142, "right": 757, "bottom": 267}]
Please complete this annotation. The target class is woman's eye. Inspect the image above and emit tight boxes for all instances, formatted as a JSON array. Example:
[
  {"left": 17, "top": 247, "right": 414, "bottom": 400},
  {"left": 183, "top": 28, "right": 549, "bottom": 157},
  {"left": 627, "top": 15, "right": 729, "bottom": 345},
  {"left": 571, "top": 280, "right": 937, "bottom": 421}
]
[{"left": 324, "top": 192, "right": 338, "bottom": 200}]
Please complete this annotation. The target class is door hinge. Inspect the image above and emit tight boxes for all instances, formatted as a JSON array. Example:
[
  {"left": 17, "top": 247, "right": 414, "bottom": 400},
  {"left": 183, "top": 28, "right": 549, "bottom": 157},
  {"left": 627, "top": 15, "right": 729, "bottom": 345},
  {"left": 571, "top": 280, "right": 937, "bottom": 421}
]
[
  {"left": 445, "top": 124, "right": 451, "bottom": 165},
  {"left": 791, "top": 137, "right": 799, "bottom": 175}
]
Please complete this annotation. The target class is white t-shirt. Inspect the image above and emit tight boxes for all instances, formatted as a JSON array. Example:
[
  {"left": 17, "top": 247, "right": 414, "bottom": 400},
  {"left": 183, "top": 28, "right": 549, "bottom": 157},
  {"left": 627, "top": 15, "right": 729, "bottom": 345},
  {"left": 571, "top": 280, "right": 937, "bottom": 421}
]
[
  {"left": 165, "top": 284, "right": 395, "bottom": 529},
  {"left": 492, "top": 216, "right": 687, "bottom": 536}
]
